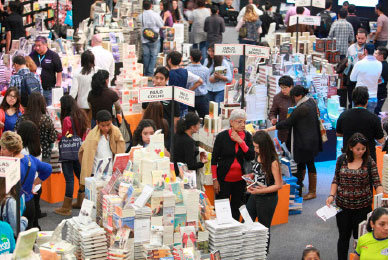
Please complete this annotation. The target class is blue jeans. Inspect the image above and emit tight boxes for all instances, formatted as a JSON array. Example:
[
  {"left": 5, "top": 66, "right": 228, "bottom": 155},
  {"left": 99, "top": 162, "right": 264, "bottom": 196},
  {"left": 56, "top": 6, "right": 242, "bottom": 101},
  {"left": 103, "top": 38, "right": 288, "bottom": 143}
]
[
  {"left": 238, "top": 39, "right": 257, "bottom": 74},
  {"left": 375, "top": 41, "right": 387, "bottom": 48},
  {"left": 189, "top": 95, "right": 209, "bottom": 119},
  {"left": 105, "top": 0, "right": 113, "bottom": 11},
  {"left": 62, "top": 160, "right": 81, "bottom": 198},
  {"left": 367, "top": 98, "right": 377, "bottom": 114},
  {"left": 143, "top": 40, "right": 160, "bottom": 76},
  {"left": 43, "top": 89, "right": 52, "bottom": 106},
  {"left": 207, "top": 90, "right": 224, "bottom": 103},
  {"left": 193, "top": 41, "right": 207, "bottom": 65}
]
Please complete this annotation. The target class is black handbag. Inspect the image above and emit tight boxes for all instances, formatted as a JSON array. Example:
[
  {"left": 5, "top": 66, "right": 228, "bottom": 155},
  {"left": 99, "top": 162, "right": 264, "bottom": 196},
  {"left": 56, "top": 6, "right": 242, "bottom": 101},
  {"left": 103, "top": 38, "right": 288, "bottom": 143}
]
[
  {"left": 59, "top": 118, "right": 82, "bottom": 161},
  {"left": 118, "top": 112, "right": 132, "bottom": 144},
  {"left": 142, "top": 13, "right": 158, "bottom": 42}
]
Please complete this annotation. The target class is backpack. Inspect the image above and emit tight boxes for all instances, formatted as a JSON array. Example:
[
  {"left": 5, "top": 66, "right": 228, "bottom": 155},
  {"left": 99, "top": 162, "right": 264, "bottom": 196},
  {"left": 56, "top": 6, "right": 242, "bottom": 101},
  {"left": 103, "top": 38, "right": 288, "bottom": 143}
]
[
  {"left": 20, "top": 72, "right": 42, "bottom": 107},
  {"left": 317, "top": 11, "right": 333, "bottom": 37}
]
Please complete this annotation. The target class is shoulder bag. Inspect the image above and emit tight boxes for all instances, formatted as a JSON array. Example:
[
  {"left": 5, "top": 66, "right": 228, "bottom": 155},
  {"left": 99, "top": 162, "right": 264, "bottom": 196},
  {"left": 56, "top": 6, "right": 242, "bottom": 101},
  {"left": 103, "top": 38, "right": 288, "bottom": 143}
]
[
  {"left": 59, "top": 117, "right": 83, "bottom": 161},
  {"left": 142, "top": 13, "right": 158, "bottom": 42},
  {"left": 239, "top": 21, "right": 247, "bottom": 38},
  {"left": 118, "top": 112, "right": 132, "bottom": 144}
]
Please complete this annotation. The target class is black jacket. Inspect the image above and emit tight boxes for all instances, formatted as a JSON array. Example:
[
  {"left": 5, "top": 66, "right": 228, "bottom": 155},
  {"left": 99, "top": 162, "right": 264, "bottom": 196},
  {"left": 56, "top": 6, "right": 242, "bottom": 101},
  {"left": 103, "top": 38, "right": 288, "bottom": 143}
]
[
  {"left": 173, "top": 133, "right": 204, "bottom": 176},
  {"left": 211, "top": 129, "right": 255, "bottom": 182},
  {"left": 276, "top": 98, "right": 322, "bottom": 163}
]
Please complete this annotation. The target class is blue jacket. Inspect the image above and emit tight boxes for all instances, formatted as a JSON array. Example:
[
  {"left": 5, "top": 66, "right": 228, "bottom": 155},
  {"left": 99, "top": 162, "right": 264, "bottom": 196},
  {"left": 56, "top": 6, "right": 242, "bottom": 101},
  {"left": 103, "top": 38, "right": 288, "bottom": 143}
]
[{"left": 1, "top": 195, "right": 27, "bottom": 235}]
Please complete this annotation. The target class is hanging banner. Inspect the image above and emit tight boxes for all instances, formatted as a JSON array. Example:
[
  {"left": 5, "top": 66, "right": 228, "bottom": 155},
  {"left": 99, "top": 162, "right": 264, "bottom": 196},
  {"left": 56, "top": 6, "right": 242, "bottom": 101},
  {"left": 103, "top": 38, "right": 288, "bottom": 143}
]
[
  {"left": 214, "top": 44, "right": 244, "bottom": 56},
  {"left": 312, "top": 0, "right": 326, "bottom": 8},
  {"left": 174, "top": 87, "right": 195, "bottom": 107},
  {"left": 0, "top": 157, "right": 20, "bottom": 193},
  {"left": 245, "top": 45, "right": 271, "bottom": 58},
  {"left": 138, "top": 86, "right": 173, "bottom": 103}
]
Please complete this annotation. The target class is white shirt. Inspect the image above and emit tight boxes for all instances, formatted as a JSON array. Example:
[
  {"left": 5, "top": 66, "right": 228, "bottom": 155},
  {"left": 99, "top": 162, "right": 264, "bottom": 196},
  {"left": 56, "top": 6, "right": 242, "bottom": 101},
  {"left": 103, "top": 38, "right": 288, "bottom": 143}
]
[
  {"left": 70, "top": 67, "right": 98, "bottom": 109},
  {"left": 92, "top": 134, "right": 113, "bottom": 175},
  {"left": 347, "top": 43, "right": 365, "bottom": 66},
  {"left": 237, "top": 4, "right": 263, "bottom": 22},
  {"left": 350, "top": 55, "right": 382, "bottom": 98},
  {"left": 91, "top": 46, "right": 115, "bottom": 84}
]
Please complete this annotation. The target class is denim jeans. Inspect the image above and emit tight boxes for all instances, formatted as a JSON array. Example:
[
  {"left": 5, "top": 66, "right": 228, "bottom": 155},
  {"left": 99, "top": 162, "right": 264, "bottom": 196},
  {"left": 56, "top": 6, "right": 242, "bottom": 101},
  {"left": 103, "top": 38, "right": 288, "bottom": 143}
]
[
  {"left": 188, "top": 95, "right": 209, "bottom": 119},
  {"left": 43, "top": 89, "right": 52, "bottom": 106},
  {"left": 367, "top": 97, "right": 377, "bottom": 114},
  {"left": 238, "top": 39, "right": 257, "bottom": 74},
  {"left": 62, "top": 160, "right": 81, "bottom": 198},
  {"left": 375, "top": 96, "right": 386, "bottom": 115},
  {"left": 105, "top": 0, "right": 113, "bottom": 11},
  {"left": 143, "top": 40, "right": 161, "bottom": 76},
  {"left": 193, "top": 41, "right": 207, "bottom": 65},
  {"left": 207, "top": 90, "right": 224, "bottom": 103},
  {"left": 375, "top": 40, "right": 387, "bottom": 48}
]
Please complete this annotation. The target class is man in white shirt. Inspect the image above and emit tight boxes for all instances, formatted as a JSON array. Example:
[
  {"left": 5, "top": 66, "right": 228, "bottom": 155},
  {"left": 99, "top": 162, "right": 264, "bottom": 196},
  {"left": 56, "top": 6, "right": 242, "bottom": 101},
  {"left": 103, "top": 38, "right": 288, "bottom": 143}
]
[
  {"left": 90, "top": 34, "right": 115, "bottom": 85},
  {"left": 350, "top": 43, "right": 382, "bottom": 113},
  {"left": 236, "top": 0, "right": 262, "bottom": 22}
]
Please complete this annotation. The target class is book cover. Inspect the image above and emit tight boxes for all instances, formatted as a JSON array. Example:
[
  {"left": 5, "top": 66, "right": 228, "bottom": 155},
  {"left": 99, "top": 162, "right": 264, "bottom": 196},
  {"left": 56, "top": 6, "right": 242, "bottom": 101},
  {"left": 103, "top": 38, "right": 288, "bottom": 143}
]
[
  {"left": 113, "top": 153, "right": 131, "bottom": 173},
  {"left": 174, "top": 214, "right": 187, "bottom": 233}
]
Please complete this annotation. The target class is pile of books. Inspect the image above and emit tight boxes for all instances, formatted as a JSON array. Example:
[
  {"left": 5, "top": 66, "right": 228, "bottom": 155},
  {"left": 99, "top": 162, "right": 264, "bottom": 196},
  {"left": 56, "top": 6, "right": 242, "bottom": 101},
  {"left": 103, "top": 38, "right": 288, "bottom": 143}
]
[
  {"left": 241, "top": 222, "right": 268, "bottom": 260},
  {"left": 383, "top": 154, "right": 388, "bottom": 193},
  {"left": 283, "top": 176, "right": 303, "bottom": 215},
  {"left": 206, "top": 219, "right": 243, "bottom": 260},
  {"left": 134, "top": 206, "right": 152, "bottom": 260}
]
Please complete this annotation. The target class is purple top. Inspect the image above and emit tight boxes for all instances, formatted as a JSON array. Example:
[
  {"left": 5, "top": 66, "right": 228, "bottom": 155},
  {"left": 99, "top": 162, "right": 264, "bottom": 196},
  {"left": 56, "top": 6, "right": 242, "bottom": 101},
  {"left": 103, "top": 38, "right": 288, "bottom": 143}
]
[{"left": 160, "top": 11, "right": 173, "bottom": 37}]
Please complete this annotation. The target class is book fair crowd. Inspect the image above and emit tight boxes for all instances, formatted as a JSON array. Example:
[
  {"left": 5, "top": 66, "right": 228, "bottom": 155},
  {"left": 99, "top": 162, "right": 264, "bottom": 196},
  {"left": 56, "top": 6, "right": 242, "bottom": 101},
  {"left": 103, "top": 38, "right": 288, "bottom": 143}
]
[{"left": 0, "top": 0, "right": 388, "bottom": 259}]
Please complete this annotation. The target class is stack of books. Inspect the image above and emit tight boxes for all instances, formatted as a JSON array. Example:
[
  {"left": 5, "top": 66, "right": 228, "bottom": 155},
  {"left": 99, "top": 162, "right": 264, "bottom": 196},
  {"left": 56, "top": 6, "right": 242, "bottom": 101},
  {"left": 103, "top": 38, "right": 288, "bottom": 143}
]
[
  {"left": 383, "top": 154, "right": 388, "bottom": 194},
  {"left": 206, "top": 219, "right": 243, "bottom": 260},
  {"left": 283, "top": 176, "right": 303, "bottom": 215},
  {"left": 241, "top": 222, "right": 268, "bottom": 260},
  {"left": 134, "top": 206, "right": 152, "bottom": 260}
]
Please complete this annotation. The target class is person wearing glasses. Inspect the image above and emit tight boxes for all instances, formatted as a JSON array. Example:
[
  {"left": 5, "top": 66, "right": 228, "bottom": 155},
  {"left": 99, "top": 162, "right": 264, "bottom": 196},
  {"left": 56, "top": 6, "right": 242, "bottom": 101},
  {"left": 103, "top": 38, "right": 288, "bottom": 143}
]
[
  {"left": 211, "top": 109, "right": 255, "bottom": 221},
  {"left": 268, "top": 75, "right": 294, "bottom": 145},
  {"left": 0, "top": 87, "right": 23, "bottom": 137},
  {"left": 326, "top": 133, "right": 384, "bottom": 260}
]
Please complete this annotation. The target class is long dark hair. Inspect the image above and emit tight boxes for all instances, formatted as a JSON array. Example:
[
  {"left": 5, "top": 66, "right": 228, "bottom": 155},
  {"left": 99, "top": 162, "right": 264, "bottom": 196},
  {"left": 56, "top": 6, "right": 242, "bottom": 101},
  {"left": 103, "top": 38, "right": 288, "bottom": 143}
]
[
  {"left": 206, "top": 45, "right": 223, "bottom": 72},
  {"left": 81, "top": 50, "right": 95, "bottom": 75},
  {"left": 0, "top": 178, "right": 18, "bottom": 206},
  {"left": 25, "top": 92, "right": 46, "bottom": 129},
  {"left": 60, "top": 95, "right": 88, "bottom": 138},
  {"left": 252, "top": 130, "right": 280, "bottom": 184},
  {"left": 176, "top": 112, "right": 200, "bottom": 134},
  {"left": 0, "top": 87, "right": 21, "bottom": 111},
  {"left": 160, "top": 0, "right": 172, "bottom": 16},
  {"left": 345, "top": 132, "right": 370, "bottom": 166},
  {"left": 16, "top": 120, "right": 41, "bottom": 157},
  {"left": 90, "top": 70, "right": 109, "bottom": 97},
  {"left": 172, "top": 0, "right": 181, "bottom": 22},
  {"left": 133, "top": 119, "right": 156, "bottom": 146},
  {"left": 367, "top": 207, "right": 388, "bottom": 232},
  {"left": 143, "top": 102, "right": 168, "bottom": 136}
]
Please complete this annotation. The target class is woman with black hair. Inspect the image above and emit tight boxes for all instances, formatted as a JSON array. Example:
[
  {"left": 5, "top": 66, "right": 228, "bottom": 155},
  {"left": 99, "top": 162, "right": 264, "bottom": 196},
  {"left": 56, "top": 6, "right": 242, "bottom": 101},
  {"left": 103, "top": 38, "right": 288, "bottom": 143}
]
[
  {"left": 326, "top": 133, "right": 384, "bottom": 260},
  {"left": 354, "top": 207, "right": 388, "bottom": 260},
  {"left": 0, "top": 87, "right": 23, "bottom": 136},
  {"left": 172, "top": 0, "right": 183, "bottom": 23},
  {"left": 143, "top": 102, "right": 170, "bottom": 150},
  {"left": 173, "top": 112, "right": 207, "bottom": 178},
  {"left": 70, "top": 50, "right": 97, "bottom": 123},
  {"left": 88, "top": 69, "right": 121, "bottom": 128},
  {"left": 265, "top": 85, "right": 322, "bottom": 200},
  {"left": 17, "top": 120, "right": 41, "bottom": 158},
  {"left": 54, "top": 95, "right": 88, "bottom": 216},
  {"left": 245, "top": 130, "right": 282, "bottom": 254},
  {"left": 204, "top": 45, "right": 233, "bottom": 103},
  {"left": 159, "top": 0, "right": 173, "bottom": 51},
  {"left": 132, "top": 119, "right": 157, "bottom": 148}
]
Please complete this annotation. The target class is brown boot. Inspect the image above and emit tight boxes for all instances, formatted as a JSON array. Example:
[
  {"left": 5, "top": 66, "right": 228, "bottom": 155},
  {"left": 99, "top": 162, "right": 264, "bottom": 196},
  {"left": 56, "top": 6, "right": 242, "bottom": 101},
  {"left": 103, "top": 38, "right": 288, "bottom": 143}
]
[
  {"left": 72, "top": 185, "right": 85, "bottom": 209},
  {"left": 54, "top": 197, "right": 73, "bottom": 216},
  {"left": 303, "top": 173, "right": 317, "bottom": 200}
]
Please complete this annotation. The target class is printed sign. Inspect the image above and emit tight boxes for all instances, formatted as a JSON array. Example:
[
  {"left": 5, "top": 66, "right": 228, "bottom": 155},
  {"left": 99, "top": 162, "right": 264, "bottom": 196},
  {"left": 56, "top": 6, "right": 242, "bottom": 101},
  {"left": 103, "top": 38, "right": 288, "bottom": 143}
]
[
  {"left": 0, "top": 157, "right": 20, "bottom": 193},
  {"left": 214, "top": 44, "right": 244, "bottom": 56},
  {"left": 245, "top": 45, "right": 270, "bottom": 58},
  {"left": 174, "top": 87, "right": 195, "bottom": 107},
  {"left": 295, "top": 0, "right": 311, "bottom": 6},
  {"left": 139, "top": 86, "right": 173, "bottom": 103},
  {"left": 312, "top": 0, "right": 326, "bottom": 8},
  {"left": 289, "top": 15, "right": 321, "bottom": 26}
]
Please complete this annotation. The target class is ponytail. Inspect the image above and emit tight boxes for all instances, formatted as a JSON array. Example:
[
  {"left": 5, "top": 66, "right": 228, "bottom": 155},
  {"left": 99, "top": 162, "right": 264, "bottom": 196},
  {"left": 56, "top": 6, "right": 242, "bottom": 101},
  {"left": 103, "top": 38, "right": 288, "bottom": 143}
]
[
  {"left": 175, "top": 112, "right": 200, "bottom": 134},
  {"left": 366, "top": 207, "right": 388, "bottom": 232}
]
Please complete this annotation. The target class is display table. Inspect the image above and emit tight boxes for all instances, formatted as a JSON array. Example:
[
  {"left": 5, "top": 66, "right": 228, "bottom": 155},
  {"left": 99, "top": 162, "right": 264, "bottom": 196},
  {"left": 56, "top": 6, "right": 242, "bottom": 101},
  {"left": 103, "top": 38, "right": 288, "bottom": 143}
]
[
  {"left": 124, "top": 113, "right": 143, "bottom": 133},
  {"left": 41, "top": 173, "right": 80, "bottom": 204},
  {"left": 204, "top": 184, "right": 290, "bottom": 226}
]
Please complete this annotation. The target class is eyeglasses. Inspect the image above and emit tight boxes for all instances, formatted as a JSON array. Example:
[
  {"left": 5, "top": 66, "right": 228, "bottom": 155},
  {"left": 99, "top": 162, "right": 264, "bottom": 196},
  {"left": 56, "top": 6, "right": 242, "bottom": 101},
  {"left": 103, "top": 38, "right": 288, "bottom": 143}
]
[
  {"left": 234, "top": 119, "right": 246, "bottom": 125},
  {"left": 7, "top": 95, "right": 17, "bottom": 99}
]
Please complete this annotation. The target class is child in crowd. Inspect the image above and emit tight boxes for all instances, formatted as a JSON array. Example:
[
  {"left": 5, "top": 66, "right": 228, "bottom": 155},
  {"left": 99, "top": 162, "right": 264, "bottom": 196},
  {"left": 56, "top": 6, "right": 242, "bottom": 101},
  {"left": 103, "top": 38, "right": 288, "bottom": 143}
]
[
  {"left": 132, "top": 119, "right": 157, "bottom": 148},
  {"left": 167, "top": 51, "right": 203, "bottom": 117},
  {"left": 327, "top": 133, "right": 384, "bottom": 260},
  {"left": 142, "top": 66, "right": 180, "bottom": 130},
  {"left": 0, "top": 220, "right": 15, "bottom": 255},
  {"left": 354, "top": 207, "right": 388, "bottom": 260},
  {"left": 78, "top": 110, "right": 125, "bottom": 203},
  {"left": 302, "top": 246, "right": 321, "bottom": 260},
  {"left": 245, "top": 130, "right": 283, "bottom": 254}
]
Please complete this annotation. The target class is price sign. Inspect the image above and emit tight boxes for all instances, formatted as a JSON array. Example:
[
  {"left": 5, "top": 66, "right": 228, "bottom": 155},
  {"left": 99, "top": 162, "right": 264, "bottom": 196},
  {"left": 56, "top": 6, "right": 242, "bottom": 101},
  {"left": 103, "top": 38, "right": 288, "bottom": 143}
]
[
  {"left": 138, "top": 86, "right": 173, "bottom": 103},
  {"left": 214, "top": 44, "right": 244, "bottom": 56},
  {"left": 174, "top": 87, "right": 195, "bottom": 107},
  {"left": 0, "top": 157, "right": 20, "bottom": 193},
  {"left": 245, "top": 45, "right": 270, "bottom": 58}
]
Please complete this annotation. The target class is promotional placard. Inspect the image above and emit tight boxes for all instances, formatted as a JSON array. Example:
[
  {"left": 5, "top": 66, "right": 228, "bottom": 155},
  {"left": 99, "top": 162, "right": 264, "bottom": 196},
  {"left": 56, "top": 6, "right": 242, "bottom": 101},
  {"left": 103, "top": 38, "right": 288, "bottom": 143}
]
[
  {"left": 312, "top": 0, "right": 326, "bottom": 8},
  {"left": 138, "top": 86, "right": 173, "bottom": 103},
  {"left": 0, "top": 157, "right": 20, "bottom": 193},
  {"left": 245, "top": 45, "right": 271, "bottom": 58},
  {"left": 289, "top": 15, "right": 321, "bottom": 26},
  {"left": 173, "top": 87, "right": 195, "bottom": 107},
  {"left": 214, "top": 44, "right": 244, "bottom": 56},
  {"left": 295, "top": 0, "right": 311, "bottom": 6}
]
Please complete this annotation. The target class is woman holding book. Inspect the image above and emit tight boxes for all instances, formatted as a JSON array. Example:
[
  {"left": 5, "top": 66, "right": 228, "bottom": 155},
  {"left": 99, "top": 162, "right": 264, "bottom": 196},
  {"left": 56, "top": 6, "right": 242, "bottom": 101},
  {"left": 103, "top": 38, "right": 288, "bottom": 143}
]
[
  {"left": 326, "top": 133, "right": 383, "bottom": 260},
  {"left": 245, "top": 130, "right": 282, "bottom": 254},
  {"left": 211, "top": 109, "right": 255, "bottom": 221},
  {"left": 54, "top": 95, "right": 88, "bottom": 216}
]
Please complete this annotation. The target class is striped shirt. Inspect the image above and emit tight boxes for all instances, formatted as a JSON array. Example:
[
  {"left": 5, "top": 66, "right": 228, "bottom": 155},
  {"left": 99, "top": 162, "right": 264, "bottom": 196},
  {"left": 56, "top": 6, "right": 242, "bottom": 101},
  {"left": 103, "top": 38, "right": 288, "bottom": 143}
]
[
  {"left": 9, "top": 68, "right": 41, "bottom": 92},
  {"left": 332, "top": 156, "right": 382, "bottom": 209},
  {"left": 185, "top": 63, "right": 209, "bottom": 96},
  {"left": 328, "top": 19, "right": 354, "bottom": 56}
]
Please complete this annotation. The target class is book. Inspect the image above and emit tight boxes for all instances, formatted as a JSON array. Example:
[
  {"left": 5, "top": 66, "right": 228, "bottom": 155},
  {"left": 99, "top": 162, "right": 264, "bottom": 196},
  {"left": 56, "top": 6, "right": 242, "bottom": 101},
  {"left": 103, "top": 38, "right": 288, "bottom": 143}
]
[
  {"left": 13, "top": 228, "right": 39, "bottom": 259},
  {"left": 113, "top": 153, "right": 130, "bottom": 173},
  {"left": 214, "top": 66, "right": 227, "bottom": 77}
]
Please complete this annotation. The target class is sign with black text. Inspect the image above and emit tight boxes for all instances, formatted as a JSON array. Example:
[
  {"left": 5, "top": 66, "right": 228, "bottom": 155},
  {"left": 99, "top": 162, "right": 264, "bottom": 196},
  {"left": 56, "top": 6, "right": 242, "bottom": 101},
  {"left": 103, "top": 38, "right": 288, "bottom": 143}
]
[
  {"left": 138, "top": 86, "right": 173, "bottom": 103},
  {"left": 214, "top": 44, "right": 244, "bottom": 56},
  {"left": 289, "top": 15, "right": 321, "bottom": 26},
  {"left": 174, "top": 87, "right": 195, "bottom": 107},
  {"left": 245, "top": 45, "right": 271, "bottom": 58},
  {"left": 0, "top": 157, "right": 20, "bottom": 193}
]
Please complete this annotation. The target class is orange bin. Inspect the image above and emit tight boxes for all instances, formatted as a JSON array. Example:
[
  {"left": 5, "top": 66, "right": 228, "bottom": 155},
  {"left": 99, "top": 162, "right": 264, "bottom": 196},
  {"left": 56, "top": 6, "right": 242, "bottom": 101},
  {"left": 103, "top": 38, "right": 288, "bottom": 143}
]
[
  {"left": 204, "top": 184, "right": 290, "bottom": 226},
  {"left": 124, "top": 113, "right": 143, "bottom": 134},
  {"left": 41, "top": 173, "right": 79, "bottom": 204}
]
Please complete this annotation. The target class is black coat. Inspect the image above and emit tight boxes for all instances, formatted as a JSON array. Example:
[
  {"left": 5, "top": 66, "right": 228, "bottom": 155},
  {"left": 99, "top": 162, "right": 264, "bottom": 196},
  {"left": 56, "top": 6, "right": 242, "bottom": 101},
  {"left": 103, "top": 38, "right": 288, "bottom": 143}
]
[
  {"left": 276, "top": 98, "right": 322, "bottom": 163},
  {"left": 173, "top": 133, "right": 204, "bottom": 176},
  {"left": 211, "top": 129, "right": 255, "bottom": 182}
]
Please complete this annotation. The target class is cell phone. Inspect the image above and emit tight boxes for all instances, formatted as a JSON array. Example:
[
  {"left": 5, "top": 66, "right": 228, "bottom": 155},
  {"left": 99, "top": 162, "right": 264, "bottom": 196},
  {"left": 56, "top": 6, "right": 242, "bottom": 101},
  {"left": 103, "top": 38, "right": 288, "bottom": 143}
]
[{"left": 242, "top": 176, "right": 254, "bottom": 183}]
